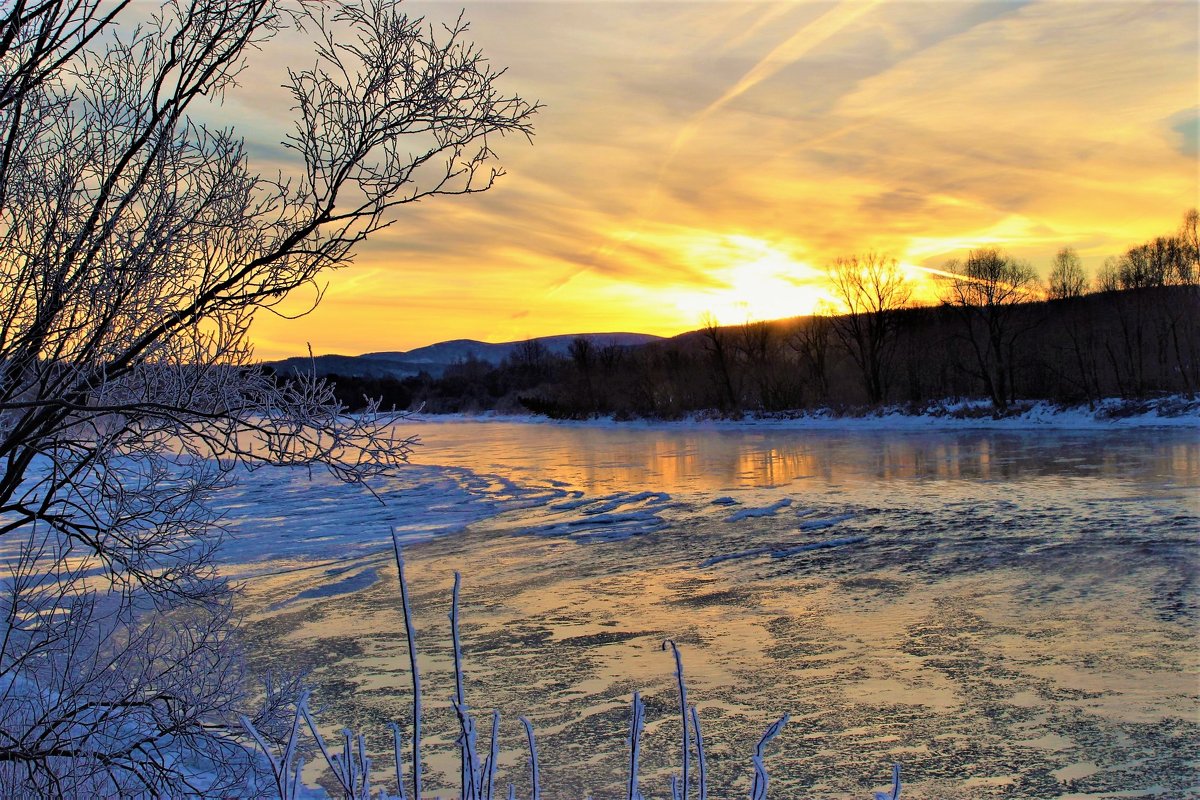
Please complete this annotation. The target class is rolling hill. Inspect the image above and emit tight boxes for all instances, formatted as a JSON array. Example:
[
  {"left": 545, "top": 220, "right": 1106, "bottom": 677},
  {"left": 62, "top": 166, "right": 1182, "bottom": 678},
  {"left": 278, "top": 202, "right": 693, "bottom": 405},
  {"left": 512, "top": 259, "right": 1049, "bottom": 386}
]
[{"left": 266, "top": 332, "right": 664, "bottom": 379}]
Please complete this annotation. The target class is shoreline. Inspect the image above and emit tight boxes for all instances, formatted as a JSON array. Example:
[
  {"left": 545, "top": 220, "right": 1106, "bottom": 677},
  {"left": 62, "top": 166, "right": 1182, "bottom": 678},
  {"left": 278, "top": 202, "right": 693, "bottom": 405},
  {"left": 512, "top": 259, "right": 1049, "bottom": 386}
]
[{"left": 400, "top": 395, "right": 1200, "bottom": 432}]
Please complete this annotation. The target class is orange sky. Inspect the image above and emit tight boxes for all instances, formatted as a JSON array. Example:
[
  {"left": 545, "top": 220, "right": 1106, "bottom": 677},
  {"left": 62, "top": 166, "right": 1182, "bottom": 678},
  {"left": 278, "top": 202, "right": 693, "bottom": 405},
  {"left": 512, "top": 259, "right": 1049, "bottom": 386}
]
[{"left": 231, "top": 1, "right": 1199, "bottom": 359}]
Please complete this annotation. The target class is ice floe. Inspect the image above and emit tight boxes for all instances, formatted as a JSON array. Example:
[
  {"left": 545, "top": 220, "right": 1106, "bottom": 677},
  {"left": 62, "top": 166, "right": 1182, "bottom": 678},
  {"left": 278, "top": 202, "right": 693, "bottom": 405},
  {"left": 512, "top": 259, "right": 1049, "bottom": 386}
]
[{"left": 725, "top": 498, "right": 792, "bottom": 522}]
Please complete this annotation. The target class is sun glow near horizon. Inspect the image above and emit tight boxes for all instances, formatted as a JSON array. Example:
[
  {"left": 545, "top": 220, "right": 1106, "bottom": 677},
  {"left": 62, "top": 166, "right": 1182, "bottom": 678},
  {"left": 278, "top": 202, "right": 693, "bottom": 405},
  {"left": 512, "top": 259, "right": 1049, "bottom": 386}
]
[
  {"left": 667, "top": 233, "right": 963, "bottom": 325},
  {"left": 668, "top": 234, "right": 831, "bottom": 326}
]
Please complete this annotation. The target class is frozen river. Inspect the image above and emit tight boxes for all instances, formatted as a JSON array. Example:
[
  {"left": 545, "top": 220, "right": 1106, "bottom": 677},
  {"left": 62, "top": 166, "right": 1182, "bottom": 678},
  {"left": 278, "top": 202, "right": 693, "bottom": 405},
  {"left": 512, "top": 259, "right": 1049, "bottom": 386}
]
[{"left": 224, "top": 420, "right": 1199, "bottom": 799}]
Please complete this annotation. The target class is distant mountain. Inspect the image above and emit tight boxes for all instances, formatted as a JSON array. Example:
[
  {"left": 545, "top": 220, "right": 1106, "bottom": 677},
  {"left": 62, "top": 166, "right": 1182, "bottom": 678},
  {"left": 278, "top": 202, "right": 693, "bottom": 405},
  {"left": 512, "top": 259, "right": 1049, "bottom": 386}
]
[{"left": 266, "top": 332, "right": 664, "bottom": 379}]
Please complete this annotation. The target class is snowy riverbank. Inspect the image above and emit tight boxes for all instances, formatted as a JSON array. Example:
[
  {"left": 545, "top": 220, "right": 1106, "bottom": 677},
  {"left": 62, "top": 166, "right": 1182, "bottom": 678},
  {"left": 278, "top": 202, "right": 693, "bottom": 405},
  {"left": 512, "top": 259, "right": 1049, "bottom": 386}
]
[{"left": 406, "top": 395, "right": 1200, "bottom": 431}]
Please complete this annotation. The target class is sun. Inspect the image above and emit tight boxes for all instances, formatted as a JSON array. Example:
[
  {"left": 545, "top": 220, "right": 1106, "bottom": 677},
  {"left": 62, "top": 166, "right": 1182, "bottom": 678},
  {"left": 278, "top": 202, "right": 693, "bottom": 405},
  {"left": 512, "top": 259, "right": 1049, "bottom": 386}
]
[{"left": 671, "top": 235, "right": 831, "bottom": 325}]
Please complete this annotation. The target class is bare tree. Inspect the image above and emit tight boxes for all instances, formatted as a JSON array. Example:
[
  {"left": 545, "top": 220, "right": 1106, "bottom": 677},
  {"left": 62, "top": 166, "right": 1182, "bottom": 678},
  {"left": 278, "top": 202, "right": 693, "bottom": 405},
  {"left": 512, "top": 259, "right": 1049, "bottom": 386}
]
[
  {"left": 505, "top": 338, "right": 553, "bottom": 389},
  {"left": 1116, "top": 238, "right": 1189, "bottom": 289},
  {"left": 1171, "top": 209, "right": 1200, "bottom": 395},
  {"left": 826, "top": 253, "right": 911, "bottom": 404},
  {"left": 1107, "top": 213, "right": 1200, "bottom": 396},
  {"left": 942, "top": 248, "right": 1040, "bottom": 413},
  {"left": 700, "top": 313, "right": 739, "bottom": 412},
  {"left": 1045, "top": 247, "right": 1096, "bottom": 403},
  {"left": 0, "top": 0, "right": 536, "bottom": 794},
  {"left": 597, "top": 341, "right": 625, "bottom": 373},
  {"left": 789, "top": 304, "right": 835, "bottom": 405},
  {"left": 1179, "top": 208, "right": 1199, "bottom": 282},
  {"left": 1094, "top": 257, "right": 1121, "bottom": 293},
  {"left": 735, "top": 319, "right": 782, "bottom": 411},
  {"left": 567, "top": 336, "right": 597, "bottom": 412},
  {"left": 1047, "top": 247, "right": 1086, "bottom": 300}
]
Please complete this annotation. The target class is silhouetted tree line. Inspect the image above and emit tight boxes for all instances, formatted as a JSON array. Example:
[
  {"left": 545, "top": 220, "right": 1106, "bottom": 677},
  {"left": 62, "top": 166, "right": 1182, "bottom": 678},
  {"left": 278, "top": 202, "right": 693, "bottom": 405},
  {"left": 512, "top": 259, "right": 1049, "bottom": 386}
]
[{"left": 307, "top": 210, "right": 1199, "bottom": 418}]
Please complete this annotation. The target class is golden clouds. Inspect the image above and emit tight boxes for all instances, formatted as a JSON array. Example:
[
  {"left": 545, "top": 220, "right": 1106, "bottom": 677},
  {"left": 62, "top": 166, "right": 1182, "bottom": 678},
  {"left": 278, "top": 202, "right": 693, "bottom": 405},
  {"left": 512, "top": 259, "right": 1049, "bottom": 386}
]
[{"left": 247, "top": 0, "right": 1199, "bottom": 358}]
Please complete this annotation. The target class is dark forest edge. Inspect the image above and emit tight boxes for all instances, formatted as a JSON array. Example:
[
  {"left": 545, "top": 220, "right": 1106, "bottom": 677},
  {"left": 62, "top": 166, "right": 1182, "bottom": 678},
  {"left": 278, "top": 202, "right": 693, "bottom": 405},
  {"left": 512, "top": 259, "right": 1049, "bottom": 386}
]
[{"left": 273, "top": 212, "right": 1199, "bottom": 422}]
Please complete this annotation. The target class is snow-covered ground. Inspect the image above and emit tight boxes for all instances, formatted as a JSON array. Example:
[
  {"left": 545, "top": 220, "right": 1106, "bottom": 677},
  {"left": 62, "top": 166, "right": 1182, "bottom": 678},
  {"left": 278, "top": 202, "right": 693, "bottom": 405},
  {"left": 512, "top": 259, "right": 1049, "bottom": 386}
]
[{"left": 410, "top": 395, "right": 1200, "bottom": 431}]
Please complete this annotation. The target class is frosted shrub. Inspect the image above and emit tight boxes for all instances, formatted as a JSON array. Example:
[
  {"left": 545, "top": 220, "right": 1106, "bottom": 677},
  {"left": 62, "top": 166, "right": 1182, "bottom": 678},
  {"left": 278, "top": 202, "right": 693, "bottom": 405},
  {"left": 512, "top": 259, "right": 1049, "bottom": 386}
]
[{"left": 0, "top": 0, "right": 535, "bottom": 792}]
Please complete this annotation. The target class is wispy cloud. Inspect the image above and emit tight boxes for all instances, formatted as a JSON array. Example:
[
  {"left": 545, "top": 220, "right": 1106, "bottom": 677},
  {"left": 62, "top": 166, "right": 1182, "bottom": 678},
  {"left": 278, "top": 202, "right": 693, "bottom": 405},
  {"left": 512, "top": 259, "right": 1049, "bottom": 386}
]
[
  {"left": 247, "top": 0, "right": 1199, "bottom": 358},
  {"left": 671, "top": 1, "right": 884, "bottom": 158}
]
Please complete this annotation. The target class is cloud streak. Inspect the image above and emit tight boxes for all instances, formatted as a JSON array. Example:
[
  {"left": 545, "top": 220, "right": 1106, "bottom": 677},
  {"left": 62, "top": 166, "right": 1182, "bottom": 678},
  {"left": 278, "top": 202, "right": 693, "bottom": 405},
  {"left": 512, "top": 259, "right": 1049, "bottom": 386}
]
[{"left": 245, "top": 0, "right": 1199, "bottom": 358}]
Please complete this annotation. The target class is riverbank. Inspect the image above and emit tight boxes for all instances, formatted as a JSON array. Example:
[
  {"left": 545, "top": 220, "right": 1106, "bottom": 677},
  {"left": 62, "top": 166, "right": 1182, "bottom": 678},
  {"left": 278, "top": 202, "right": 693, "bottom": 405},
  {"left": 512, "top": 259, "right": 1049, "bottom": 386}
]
[{"left": 406, "top": 395, "right": 1200, "bottom": 431}]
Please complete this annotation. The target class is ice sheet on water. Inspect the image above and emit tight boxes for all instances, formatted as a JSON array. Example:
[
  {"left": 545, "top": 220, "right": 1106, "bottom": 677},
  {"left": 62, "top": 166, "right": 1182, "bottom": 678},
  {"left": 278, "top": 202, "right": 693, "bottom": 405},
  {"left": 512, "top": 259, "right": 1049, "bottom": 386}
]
[
  {"left": 725, "top": 498, "right": 792, "bottom": 522},
  {"left": 519, "top": 490, "right": 674, "bottom": 542},
  {"left": 549, "top": 491, "right": 670, "bottom": 515},
  {"left": 549, "top": 492, "right": 590, "bottom": 511},
  {"left": 771, "top": 536, "right": 867, "bottom": 559},
  {"left": 699, "top": 535, "right": 867, "bottom": 567},
  {"left": 0, "top": 449, "right": 687, "bottom": 576},
  {"left": 699, "top": 546, "right": 774, "bottom": 567},
  {"left": 796, "top": 512, "right": 856, "bottom": 531},
  {"left": 527, "top": 511, "right": 668, "bottom": 542},
  {"left": 266, "top": 567, "right": 378, "bottom": 611},
  {"left": 582, "top": 491, "right": 671, "bottom": 515},
  {"left": 211, "top": 462, "right": 570, "bottom": 567}
]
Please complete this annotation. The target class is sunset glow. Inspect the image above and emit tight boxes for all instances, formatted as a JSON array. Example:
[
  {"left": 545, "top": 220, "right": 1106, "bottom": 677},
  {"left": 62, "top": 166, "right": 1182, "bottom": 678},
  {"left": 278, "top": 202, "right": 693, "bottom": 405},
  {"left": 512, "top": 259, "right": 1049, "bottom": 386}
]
[
  {"left": 670, "top": 236, "right": 831, "bottom": 325},
  {"left": 236, "top": 0, "right": 1199, "bottom": 358}
]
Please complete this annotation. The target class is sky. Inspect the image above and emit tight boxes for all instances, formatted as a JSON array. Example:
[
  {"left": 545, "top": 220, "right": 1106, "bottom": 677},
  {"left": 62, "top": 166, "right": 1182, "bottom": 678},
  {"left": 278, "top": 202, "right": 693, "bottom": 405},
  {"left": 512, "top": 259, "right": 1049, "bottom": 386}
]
[{"left": 231, "top": 0, "right": 1199, "bottom": 359}]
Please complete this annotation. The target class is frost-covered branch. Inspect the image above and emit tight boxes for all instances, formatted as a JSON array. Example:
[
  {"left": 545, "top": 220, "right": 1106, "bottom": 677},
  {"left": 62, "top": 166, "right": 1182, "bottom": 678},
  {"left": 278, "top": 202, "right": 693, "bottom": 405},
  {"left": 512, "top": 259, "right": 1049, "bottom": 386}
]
[{"left": 0, "top": 0, "right": 536, "bottom": 793}]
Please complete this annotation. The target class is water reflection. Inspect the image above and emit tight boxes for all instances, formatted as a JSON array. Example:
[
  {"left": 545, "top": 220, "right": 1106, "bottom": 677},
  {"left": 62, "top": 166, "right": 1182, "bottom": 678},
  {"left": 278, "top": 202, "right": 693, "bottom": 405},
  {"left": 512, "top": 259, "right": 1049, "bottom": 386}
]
[{"left": 405, "top": 422, "right": 1198, "bottom": 493}]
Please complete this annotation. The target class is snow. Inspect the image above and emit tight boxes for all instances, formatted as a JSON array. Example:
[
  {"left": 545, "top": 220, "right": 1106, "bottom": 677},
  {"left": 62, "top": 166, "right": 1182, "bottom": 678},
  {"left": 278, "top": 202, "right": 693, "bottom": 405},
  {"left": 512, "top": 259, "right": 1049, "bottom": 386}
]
[
  {"left": 206, "top": 477, "right": 683, "bottom": 573},
  {"left": 409, "top": 394, "right": 1200, "bottom": 431},
  {"left": 797, "top": 512, "right": 857, "bottom": 531},
  {"left": 266, "top": 566, "right": 379, "bottom": 611},
  {"left": 579, "top": 491, "right": 672, "bottom": 515},
  {"left": 698, "top": 535, "right": 867, "bottom": 567},
  {"left": 770, "top": 535, "right": 868, "bottom": 559},
  {"left": 698, "top": 547, "right": 776, "bottom": 567},
  {"left": 725, "top": 498, "right": 793, "bottom": 522},
  {"left": 210, "top": 463, "right": 571, "bottom": 572},
  {"left": 520, "top": 491, "right": 674, "bottom": 542}
]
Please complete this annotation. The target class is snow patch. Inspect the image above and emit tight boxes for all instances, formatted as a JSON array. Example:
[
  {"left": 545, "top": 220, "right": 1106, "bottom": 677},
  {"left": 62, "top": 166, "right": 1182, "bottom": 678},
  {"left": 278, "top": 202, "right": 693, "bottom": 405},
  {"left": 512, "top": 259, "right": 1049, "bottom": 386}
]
[
  {"left": 211, "top": 463, "right": 569, "bottom": 569},
  {"left": 522, "top": 490, "right": 673, "bottom": 542},
  {"left": 771, "top": 536, "right": 867, "bottom": 559},
  {"left": 699, "top": 535, "right": 866, "bottom": 567},
  {"left": 726, "top": 498, "right": 792, "bottom": 522},
  {"left": 797, "top": 512, "right": 856, "bottom": 531},
  {"left": 266, "top": 567, "right": 379, "bottom": 611},
  {"left": 408, "top": 394, "right": 1200, "bottom": 431}
]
